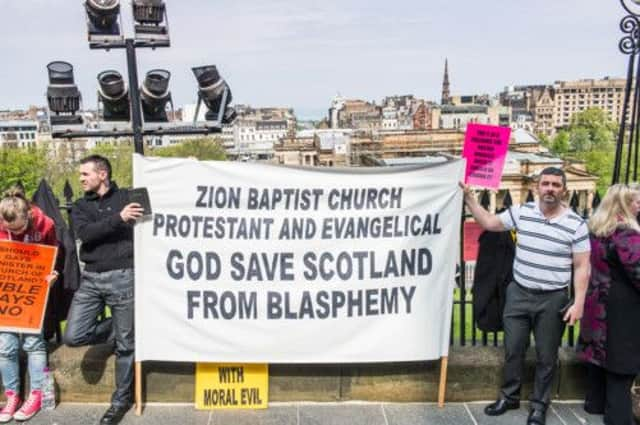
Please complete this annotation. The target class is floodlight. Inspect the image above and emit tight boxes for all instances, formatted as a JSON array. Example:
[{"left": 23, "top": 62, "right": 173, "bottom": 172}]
[
  {"left": 140, "top": 69, "right": 172, "bottom": 122},
  {"left": 192, "top": 65, "right": 236, "bottom": 124},
  {"left": 85, "top": 0, "right": 123, "bottom": 47},
  {"left": 86, "top": 0, "right": 120, "bottom": 28},
  {"left": 133, "top": 0, "right": 170, "bottom": 46},
  {"left": 97, "top": 70, "right": 130, "bottom": 121},
  {"left": 46, "top": 61, "right": 84, "bottom": 127},
  {"left": 133, "top": 0, "right": 165, "bottom": 24}
]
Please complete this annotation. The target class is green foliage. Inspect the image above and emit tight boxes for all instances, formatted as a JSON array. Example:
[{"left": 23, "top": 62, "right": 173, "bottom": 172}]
[
  {"left": 550, "top": 107, "right": 618, "bottom": 194},
  {"left": 568, "top": 128, "right": 592, "bottom": 153},
  {"left": 88, "top": 142, "right": 135, "bottom": 188},
  {"left": 40, "top": 142, "right": 85, "bottom": 200},
  {"left": 0, "top": 137, "right": 226, "bottom": 204},
  {"left": 567, "top": 107, "right": 616, "bottom": 152},
  {"left": 0, "top": 146, "right": 48, "bottom": 196},
  {"left": 550, "top": 130, "right": 570, "bottom": 155},
  {"left": 536, "top": 132, "right": 550, "bottom": 148},
  {"left": 149, "top": 137, "right": 226, "bottom": 161}
]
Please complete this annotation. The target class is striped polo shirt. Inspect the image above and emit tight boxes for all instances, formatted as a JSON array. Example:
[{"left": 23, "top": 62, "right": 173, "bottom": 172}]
[{"left": 498, "top": 202, "right": 590, "bottom": 291}]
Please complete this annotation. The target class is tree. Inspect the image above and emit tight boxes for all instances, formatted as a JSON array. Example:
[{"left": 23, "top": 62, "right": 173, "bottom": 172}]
[
  {"left": 41, "top": 142, "right": 82, "bottom": 200},
  {"left": 149, "top": 137, "right": 226, "bottom": 161},
  {"left": 0, "top": 137, "right": 227, "bottom": 204},
  {"left": 567, "top": 107, "right": 616, "bottom": 152},
  {"left": 0, "top": 146, "right": 48, "bottom": 196},
  {"left": 550, "top": 130, "right": 570, "bottom": 155},
  {"left": 555, "top": 107, "right": 618, "bottom": 193},
  {"left": 536, "top": 132, "right": 550, "bottom": 149},
  {"left": 568, "top": 128, "right": 592, "bottom": 153},
  {"left": 582, "top": 149, "right": 616, "bottom": 193},
  {"left": 89, "top": 142, "right": 135, "bottom": 188}
]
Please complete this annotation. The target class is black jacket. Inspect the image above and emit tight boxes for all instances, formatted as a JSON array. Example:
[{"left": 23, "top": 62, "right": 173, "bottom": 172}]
[
  {"left": 472, "top": 230, "right": 515, "bottom": 332},
  {"left": 605, "top": 250, "right": 640, "bottom": 375},
  {"left": 71, "top": 183, "right": 134, "bottom": 272}
]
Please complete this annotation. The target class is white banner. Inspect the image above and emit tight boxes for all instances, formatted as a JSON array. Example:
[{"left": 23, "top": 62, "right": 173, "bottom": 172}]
[{"left": 134, "top": 155, "right": 464, "bottom": 363}]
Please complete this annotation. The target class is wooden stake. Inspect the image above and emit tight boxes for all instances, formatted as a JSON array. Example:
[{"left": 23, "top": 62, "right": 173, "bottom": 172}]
[
  {"left": 135, "top": 361, "right": 142, "bottom": 416},
  {"left": 437, "top": 356, "right": 449, "bottom": 408}
]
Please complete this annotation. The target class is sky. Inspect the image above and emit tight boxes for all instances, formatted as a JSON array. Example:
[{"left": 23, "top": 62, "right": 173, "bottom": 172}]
[{"left": 0, "top": 0, "right": 631, "bottom": 119}]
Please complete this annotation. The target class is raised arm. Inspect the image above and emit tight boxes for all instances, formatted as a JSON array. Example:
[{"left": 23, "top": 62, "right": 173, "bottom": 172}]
[{"left": 459, "top": 182, "right": 505, "bottom": 232}]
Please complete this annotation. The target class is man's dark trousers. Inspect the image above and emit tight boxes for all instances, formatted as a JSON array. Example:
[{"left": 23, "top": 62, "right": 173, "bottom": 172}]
[
  {"left": 500, "top": 282, "right": 568, "bottom": 411},
  {"left": 63, "top": 268, "right": 135, "bottom": 407}
]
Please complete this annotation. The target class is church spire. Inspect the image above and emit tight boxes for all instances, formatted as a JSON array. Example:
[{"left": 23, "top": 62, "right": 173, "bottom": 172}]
[{"left": 441, "top": 58, "right": 450, "bottom": 105}]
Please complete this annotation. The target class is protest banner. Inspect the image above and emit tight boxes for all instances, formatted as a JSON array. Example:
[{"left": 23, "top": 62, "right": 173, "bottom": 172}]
[
  {"left": 0, "top": 240, "right": 57, "bottom": 333},
  {"left": 462, "top": 123, "right": 511, "bottom": 189},
  {"left": 195, "top": 363, "right": 268, "bottom": 410},
  {"left": 133, "top": 154, "right": 464, "bottom": 363}
]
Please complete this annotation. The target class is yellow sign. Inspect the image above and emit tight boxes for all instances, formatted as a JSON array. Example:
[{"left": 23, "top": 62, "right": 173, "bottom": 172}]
[{"left": 195, "top": 363, "right": 268, "bottom": 410}]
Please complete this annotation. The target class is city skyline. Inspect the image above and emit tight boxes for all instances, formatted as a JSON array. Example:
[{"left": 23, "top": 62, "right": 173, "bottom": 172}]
[{"left": 0, "top": 0, "right": 629, "bottom": 119}]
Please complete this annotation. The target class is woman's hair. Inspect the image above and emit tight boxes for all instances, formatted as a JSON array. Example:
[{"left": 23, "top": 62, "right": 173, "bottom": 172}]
[
  {"left": 0, "top": 185, "right": 31, "bottom": 224},
  {"left": 589, "top": 183, "right": 640, "bottom": 237}
]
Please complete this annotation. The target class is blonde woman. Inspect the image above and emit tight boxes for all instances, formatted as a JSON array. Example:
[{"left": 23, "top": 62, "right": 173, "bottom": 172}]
[
  {"left": 577, "top": 183, "right": 640, "bottom": 425},
  {"left": 0, "top": 186, "right": 58, "bottom": 423}
]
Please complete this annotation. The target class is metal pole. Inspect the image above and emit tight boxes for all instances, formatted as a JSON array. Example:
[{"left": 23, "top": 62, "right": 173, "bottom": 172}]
[
  {"left": 126, "top": 38, "right": 144, "bottom": 155},
  {"left": 625, "top": 53, "right": 640, "bottom": 183},
  {"left": 614, "top": 52, "right": 635, "bottom": 184}
]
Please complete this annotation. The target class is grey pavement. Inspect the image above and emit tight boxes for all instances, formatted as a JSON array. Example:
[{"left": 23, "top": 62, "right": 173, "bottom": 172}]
[{"left": 20, "top": 401, "right": 609, "bottom": 425}]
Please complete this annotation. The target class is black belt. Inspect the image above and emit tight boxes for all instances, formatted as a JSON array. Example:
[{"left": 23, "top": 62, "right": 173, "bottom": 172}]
[{"left": 513, "top": 279, "right": 567, "bottom": 295}]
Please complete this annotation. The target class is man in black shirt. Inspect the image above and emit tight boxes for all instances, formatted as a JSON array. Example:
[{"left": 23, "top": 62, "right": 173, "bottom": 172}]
[{"left": 63, "top": 155, "right": 143, "bottom": 425}]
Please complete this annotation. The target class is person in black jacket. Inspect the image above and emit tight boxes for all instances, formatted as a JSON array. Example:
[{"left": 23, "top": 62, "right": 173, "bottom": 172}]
[{"left": 63, "top": 155, "right": 143, "bottom": 425}]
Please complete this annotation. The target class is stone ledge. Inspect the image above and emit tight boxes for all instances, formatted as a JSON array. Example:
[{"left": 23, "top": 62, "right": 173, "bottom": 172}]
[{"left": 47, "top": 344, "right": 587, "bottom": 403}]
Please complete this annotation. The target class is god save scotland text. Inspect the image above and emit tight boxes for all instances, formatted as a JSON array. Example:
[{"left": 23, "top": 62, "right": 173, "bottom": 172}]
[{"left": 151, "top": 186, "right": 444, "bottom": 320}]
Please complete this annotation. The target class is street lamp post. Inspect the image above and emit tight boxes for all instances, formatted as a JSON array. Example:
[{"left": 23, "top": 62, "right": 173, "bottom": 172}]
[{"left": 614, "top": 0, "right": 640, "bottom": 183}]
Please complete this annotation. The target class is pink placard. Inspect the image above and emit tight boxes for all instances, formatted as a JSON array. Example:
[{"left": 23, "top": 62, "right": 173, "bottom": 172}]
[{"left": 462, "top": 123, "right": 511, "bottom": 189}]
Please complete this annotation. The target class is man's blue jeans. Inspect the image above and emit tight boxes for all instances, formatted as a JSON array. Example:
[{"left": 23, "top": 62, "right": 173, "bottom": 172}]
[
  {"left": 63, "top": 268, "right": 134, "bottom": 407},
  {"left": 0, "top": 333, "right": 47, "bottom": 393}
]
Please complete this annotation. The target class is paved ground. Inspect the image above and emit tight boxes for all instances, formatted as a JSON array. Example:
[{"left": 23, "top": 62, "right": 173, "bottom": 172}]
[{"left": 22, "top": 401, "right": 610, "bottom": 425}]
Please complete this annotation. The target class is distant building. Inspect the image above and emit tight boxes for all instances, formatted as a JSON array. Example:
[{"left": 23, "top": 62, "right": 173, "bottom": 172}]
[
  {"left": 0, "top": 120, "right": 38, "bottom": 148},
  {"left": 439, "top": 61, "right": 510, "bottom": 130},
  {"left": 510, "top": 128, "right": 546, "bottom": 153},
  {"left": 328, "top": 96, "right": 381, "bottom": 130},
  {"left": 499, "top": 85, "right": 550, "bottom": 122},
  {"left": 199, "top": 105, "right": 298, "bottom": 160},
  {"left": 503, "top": 77, "right": 631, "bottom": 136},
  {"left": 0, "top": 106, "right": 44, "bottom": 122},
  {"left": 438, "top": 103, "right": 510, "bottom": 130},
  {"left": 552, "top": 77, "right": 630, "bottom": 128},
  {"left": 412, "top": 101, "right": 437, "bottom": 130},
  {"left": 533, "top": 87, "right": 555, "bottom": 136},
  {"left": 381, "top": 95, "right": 417, "bottom": 130},
  {"left": 273, "top": 129, "right": 352, "bottom": 167},
  {"left": 449, "top": 94, "right": 491, "bottom": 107},
  {"left": 349, "top": 129, "right": 466, "bottom": 164}
]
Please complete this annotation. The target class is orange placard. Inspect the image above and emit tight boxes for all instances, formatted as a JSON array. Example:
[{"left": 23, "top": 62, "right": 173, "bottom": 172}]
[{"left": 0, "top": 240, "right": 57, "bottom": 334}]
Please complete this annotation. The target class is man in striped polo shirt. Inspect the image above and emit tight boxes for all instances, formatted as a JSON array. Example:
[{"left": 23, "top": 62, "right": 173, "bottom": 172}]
[{"left": 461, "top": 167, "right": 590, "bottom": 425}]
